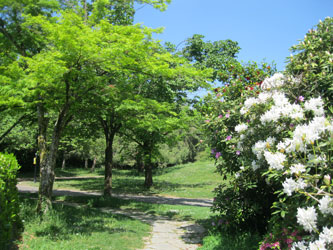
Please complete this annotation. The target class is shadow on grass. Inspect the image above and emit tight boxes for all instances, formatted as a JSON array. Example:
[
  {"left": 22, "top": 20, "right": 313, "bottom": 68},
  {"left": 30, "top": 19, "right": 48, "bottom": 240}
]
[
  {"left": 54, "top": 177, "right": 212, "bottom": 196},
  {"left": 19, "top": 194, "right": 140, "bottom": 242}
]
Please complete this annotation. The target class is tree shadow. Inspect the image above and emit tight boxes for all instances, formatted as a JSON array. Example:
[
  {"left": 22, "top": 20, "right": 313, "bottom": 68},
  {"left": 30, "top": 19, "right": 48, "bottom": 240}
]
[
  {"left": 54, "top": 177, "right": 213, "bottom": 197},
  {"left": 20, "top": 195, "right": 143, "bottom": 242}
]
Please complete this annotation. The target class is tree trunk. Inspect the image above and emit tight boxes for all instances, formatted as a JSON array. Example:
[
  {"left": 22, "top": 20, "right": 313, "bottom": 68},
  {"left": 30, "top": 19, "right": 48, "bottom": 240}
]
[
  {"left": 144, "top": 163, "right": 153, "bottom": 188},
  {"left": 84, "top": 158, "right": 88, "bottom": 169},
  {"left": 36, "top": 103, "right": 51, "bottom": 214},
  {"left": 144, "top": 152, "right": 153, "bottom": 188},
  {"left": 37, "top": 105, "right": 68, "bottom": 214},
  {"left": 91, "top": 157, "right": 97, "bottom": 172},
  {"left": 104, "top": 137, "right": 113, "bottom": 196},
  {"left": 37, "top": 125, "right": 62, "bottom": 214},
  {"left": 61, "top": 157, "right": 66, "bottom": 170}
]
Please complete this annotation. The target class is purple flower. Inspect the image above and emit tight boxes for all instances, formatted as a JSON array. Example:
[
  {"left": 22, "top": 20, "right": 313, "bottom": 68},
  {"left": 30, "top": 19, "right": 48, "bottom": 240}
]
[
  {"left": 215, "top": 152, "right": 222, "bottom": 159},
  {"left": 218, "top": 114, "right": 223, "bottom": 119},
  {"left": 225, "top": 113, "right": 230, "bottom": 118},
  {"left": 298, "top": 96, "right": 304, "bottom": 102},
  {"left": 212, "top": 222, "right": 216, "bottom": 226},
  {"left": 236, "top": 151, "right": 241, "bottom": 155},
  {"left": 226, "top": 135, "right": 232, "bottom": 141},
  {"left": 211, "top": 149, "right": 216, "bottom": 154},
  {"left": 247, "top": 119, "right": 250, "bottom": 123},
  {"left": 205, "top": 119, "right": 210, "bottom": 123}
]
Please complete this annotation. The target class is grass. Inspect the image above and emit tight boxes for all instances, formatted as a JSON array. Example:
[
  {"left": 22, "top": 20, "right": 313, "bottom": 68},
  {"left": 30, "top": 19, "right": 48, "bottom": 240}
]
[
  {"left": 55, "top": 195, "right": 212, "bottom": 222},
  {"left": 19, "top": 160, "right": 221, "bottom": 199},
  {"left": 18, "top": 194, "right": 151, "bottom": 250},
  {"left": 17, "top": 161, "right": 262, "bottom": 250},
  {"left": 198, "top": 230, "right": 262, "bottom": 250}
]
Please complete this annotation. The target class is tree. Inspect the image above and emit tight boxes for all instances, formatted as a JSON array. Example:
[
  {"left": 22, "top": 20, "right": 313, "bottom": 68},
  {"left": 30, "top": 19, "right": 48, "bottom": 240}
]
[
  {"left": 120, "top": 98, "right": 187, "bottom": 188},
  {"left": 182, "top": 34, "right": 240, "bottom": 82},
  {"left": 286, "top": 17, "right": 333, "bottom": 108}
]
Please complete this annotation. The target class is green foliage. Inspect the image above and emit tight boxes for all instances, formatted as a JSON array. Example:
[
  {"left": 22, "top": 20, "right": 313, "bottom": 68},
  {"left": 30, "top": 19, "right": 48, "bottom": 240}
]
[
  {"left": 199, "top": 61, "right": 276, "bottom": 233},
  {"left": 286, "top": 17, "right": 333, "bottom": 107},
  {"left": 0, "top": 152, "right": 22, "bottom": 249},
  {"left": 182, "top": 34, "right": 240, "bottom": 82}
]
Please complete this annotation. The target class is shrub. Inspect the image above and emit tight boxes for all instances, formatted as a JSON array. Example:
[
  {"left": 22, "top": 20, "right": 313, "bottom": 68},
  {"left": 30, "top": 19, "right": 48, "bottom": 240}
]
[
  {"left": 0, "top": 152, "right": 22, "bottom": 249},
  {"left": 226, "top": 74, "right": 332, "bottom": 249},
  {"left": 199, "top": 61, "right": 276, "bottom": 232}
]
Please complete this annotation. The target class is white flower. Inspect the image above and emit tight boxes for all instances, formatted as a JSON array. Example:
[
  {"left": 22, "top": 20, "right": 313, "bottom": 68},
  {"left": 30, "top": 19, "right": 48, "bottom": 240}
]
[
  {"left": 260, "top": 107, "right": 282, "bottom": 123},
  {"left": 296, "top": 206, "right": 318, "bottom": 233},
  {"left": 290, "top": 163, "right": 306, "bottom": 175},
  {"left": 272, "top": 91, "right": 289, "bottom": 106},
  {"left": 244, "top": 97, "right": 259, "bottom": 109},
  {"left": 235, "top": 123, "right": 248, "bottom": 133},
  {"left": 284, "top": 104, "right": 304, "bottom": 120},
  {"left": 266, "top": 137, "right": 276, "bottom": 146},
  {"left": 309, "top": 240, "right": 326, "bottom": 250},
  {"left": 319, "top": 196, "right": 333, "bottom": 215},
  {"left": 240, "top": 107, "right": 249, "bottom": 115},
  {"left": 296, "top": 178, "right": 308, "bottom": 190},
  {"left": 283, "top": 178, "right": 298, "bottom": 196},
  {"left": 291, "top": 241, "right": 307, "bottom": 250},
  {"left": 261, "top": 73, "right": 286, "bottom": 90},
  {"left": 282, "top": 178, "right": 307, "bottom": 196},
  {"left": 293, "top": 124, "right": 320, "bottom": 147},
  {"left": 264, "top": 151, "right": 286, "bottom": 170},
  {"left": 319, "top": 227, "right": 333, "bottom": 244},
  {"left": 304, "top": 97, "right": 325, "bottom": 116},
  {"left": 252, "top": 140, "right": 266, "bottom": 160},
  {"left": 258, "top": 92, "right": 272, "bottom": 103}
]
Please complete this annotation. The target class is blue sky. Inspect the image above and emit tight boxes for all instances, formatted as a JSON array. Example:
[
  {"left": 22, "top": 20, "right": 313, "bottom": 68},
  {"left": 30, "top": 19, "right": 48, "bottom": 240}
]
[{"left": 134, "top": 0, "right": 332, "bottom": 71}]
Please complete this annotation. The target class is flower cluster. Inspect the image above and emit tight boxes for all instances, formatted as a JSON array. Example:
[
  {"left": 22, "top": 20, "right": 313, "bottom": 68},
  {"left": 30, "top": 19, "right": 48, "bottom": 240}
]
[{"left": 233, "top": 73, "right": 332, "bottom": 249}]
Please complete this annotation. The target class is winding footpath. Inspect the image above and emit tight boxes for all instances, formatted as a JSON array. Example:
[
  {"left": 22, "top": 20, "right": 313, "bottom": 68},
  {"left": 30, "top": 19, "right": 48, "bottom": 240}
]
[{"left": 17, "top": 181, "right": 212, "bottom": 250}]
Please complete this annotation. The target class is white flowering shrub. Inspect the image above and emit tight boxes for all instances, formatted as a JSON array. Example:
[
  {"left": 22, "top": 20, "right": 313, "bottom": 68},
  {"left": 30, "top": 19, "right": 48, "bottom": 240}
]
[{"left": 231, "top": 73, "right": 332, "bottom": 249}]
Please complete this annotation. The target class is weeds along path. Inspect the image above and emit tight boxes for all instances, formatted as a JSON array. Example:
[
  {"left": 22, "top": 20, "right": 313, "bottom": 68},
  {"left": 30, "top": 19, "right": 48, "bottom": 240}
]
[{"left": 17, "top": 183, "right": 209, "bottom": 250}]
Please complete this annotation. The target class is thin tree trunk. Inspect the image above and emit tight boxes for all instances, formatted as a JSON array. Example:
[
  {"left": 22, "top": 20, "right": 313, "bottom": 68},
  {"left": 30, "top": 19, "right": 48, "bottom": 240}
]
[
  {"left": 61, "top": 157, "right": 66, "bottom": 170},
  {"left": 84, "top": 158, "right": 88, "bottom": 169},
  {"left": 144, "top": 163, "right": 153, "bottom": 188},
  {"left": 104, "top": 137, "right": 113, "bottom": 196},
  {"left": 91, "top": 157, "right": 97, "bottom": 172},
  {"left": 144, "top": 152, "right": 153, "bottom": 188},
  {"left": 37, "top": 105, "right": 68, "bottom": 214},
  {"left": 36, "top": 103, "right": 51, "bottom": 214}
]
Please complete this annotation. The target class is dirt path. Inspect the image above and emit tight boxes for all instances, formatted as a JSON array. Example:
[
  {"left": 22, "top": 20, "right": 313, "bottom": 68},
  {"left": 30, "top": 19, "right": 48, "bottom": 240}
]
[
  {"left": 17, "top": 182, "right": 213, "bottom": 207},
  {"left": 17, "top": 183, "right": 210, "bottom": 249}
]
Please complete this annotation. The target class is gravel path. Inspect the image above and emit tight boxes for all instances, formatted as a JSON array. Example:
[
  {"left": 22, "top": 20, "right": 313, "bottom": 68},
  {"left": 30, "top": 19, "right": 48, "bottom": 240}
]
[{"left": 17, "top": 182, "right": 210, "bottom": 249}]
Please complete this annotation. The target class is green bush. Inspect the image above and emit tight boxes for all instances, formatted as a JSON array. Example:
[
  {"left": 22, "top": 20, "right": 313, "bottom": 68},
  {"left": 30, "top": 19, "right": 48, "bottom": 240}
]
[{"left": 0, "top": 152, "right": 22, "bottom": 249}]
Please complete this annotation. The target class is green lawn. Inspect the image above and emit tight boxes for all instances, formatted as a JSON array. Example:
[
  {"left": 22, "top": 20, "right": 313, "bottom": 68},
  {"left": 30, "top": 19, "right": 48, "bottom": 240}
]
[
  {"left": 19, "top": 160, "right": 221, "bottom": 199},
  {"left": 18, "top": 194, "right": 151, "bottom": 250}
]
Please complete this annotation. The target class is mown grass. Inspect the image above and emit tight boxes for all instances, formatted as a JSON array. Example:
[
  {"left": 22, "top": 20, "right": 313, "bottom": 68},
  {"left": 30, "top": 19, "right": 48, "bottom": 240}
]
[
  {"left": 17, "top": 194, "right": 151, "bottom": 250},
  {"left": 19, "top": 160, "right": 221, "bottom": 199}
]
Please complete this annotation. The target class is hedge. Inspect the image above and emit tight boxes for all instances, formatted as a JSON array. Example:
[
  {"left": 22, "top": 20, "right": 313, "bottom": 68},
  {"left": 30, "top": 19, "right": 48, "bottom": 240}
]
[{"left": 0, "top": 152, "right": 22, "bottom": 249}]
